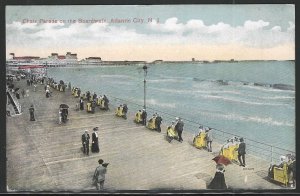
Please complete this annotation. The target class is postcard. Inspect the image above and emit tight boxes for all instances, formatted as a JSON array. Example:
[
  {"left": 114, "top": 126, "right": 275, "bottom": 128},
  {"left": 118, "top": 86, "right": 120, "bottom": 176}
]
[{"left": 5, "top": 4, "right": 295, "bottom": 193}]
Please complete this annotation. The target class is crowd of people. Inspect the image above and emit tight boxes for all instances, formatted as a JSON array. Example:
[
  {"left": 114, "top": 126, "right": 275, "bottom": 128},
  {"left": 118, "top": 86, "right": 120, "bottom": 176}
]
[
  {"left": 9, "top": 74, "right": 295, "bottom": 190},
  {"left": 72, "top": 88, "right": 110, "bottom": 113}
]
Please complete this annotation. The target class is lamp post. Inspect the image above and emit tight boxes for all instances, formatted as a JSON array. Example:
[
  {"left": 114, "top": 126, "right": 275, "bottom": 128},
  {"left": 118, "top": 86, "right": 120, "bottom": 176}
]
[{"left": 143, "top": 65, "right": 148, "bottom": 111}]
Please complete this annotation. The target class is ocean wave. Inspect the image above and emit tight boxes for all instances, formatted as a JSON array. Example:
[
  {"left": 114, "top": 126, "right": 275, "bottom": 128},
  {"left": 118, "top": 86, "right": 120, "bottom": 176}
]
[
  {"left": 201, "top": 111, "right": 294, "bottom": 127},
  {"left": 147, "top": 98, "right": 176, "bottom": 108},
  {"left": 195, "top": 94, "right": 290, "bottom": 106},
  {"left": 247, "top": 95, "right": 295, "bottom": 101},
  {"left": 147, "top": 78, "right": 184, "bottom": 83},
  {"left": 149, "top": 87, "right": 242, "bottom": 96},
  {"left": 100, "top": 74, "right": 132, "bottom": 79},
  {"left": 242, "top": 85, "right": 295, "bottom": 93},
  {"left": 192, "top": 78, "right": 295, "bottom": 92},
  {"left": 149, "top": 87, "right": 293, "bottom": 106}
]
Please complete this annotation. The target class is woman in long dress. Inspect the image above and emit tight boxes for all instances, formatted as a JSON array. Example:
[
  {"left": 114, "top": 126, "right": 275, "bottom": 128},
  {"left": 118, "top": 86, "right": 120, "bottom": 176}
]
[
  {"left": 29, "top": 104, "right": 35, "bottom": 121},
  {"left": 79, "top": 97, "right": 84, "bottom": 110},
  {"left": 91, "top": 127, "right": 100, "bottom": 153},
  {"left": 207, "top": 164, "right": 227, "bottom": 189}
]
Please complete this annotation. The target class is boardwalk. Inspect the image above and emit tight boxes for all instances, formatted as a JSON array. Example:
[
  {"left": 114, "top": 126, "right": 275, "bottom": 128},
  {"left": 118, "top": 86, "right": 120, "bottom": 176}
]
[{"left": 6, "top": 79, "right": 286, "bottom": 192}]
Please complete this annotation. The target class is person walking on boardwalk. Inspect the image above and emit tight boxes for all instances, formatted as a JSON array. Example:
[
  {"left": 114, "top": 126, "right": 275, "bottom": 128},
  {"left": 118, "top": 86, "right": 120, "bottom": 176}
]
[
  {"left": 175, "top": 117, "right": 184, "bottom": 142},
  {"left": 45, "top": 89, "right": 50, "bottom": 98},
  {"left": 237, "top": 137, "right": 246, "bottom": 167},
  {"left": 91, "top": 127, "right": 100, "bottom": 153},
  {"left": 91, "top": 100, "right": 96, "bottom": 113},
  {"left": 79, "top": 97, "right": 84, "bottom": 110},
  {"left": 103, "top": 95, "right": 109, "bottom": 110},
  {"left": 206, "top": 128, "right": 213, "bottom": 152},
  {"left": 141, "top": 109, "right": 147, "bottom": 126},
  {"left": 29, "top": 104, "right": 35, "bottom": 121},
  {"left": 93, "top": 92, "right": 97, "bottom": 101},
  {"left": 122, "top": 104, "right": 128, "bottom": 119},
  {"left": 68, "top": 82, "right": 71, "bottom": 91},
  {"left": 58, "top": 108, "right": 62, "bottom": 124},
  {"left": 155, "top": 114, "right": 162, "bottom": 132},
  {"left": 21, "top": 89, "right": 25, "bottom": 98},
  {"left": 15, "top": 91, "right": 20, "bottom": 99},
  {"left": 81, "top": 130, "right": 90, "bottom": 155},
  {"left": 93, "top": 159, "right": 108, "bottom": 190},
  {"left": 86, "top": 91, "right": 91, "bottom": 101},
  {"left": 207, "top": 164, "right": 227, "bottom": 189}
]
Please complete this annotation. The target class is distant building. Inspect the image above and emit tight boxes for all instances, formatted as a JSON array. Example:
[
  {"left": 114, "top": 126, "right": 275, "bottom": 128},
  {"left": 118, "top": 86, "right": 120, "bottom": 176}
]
[
  {"left": 6, "top": 53, "right": 41, "bottom": 67},
  {"left": 58, "top": 55, "right": 66, "bottom": 60},
  {"left": 66, "top": 52, "right": 77, "bottom": 60},
  {"left": 152, "top": 60, "right": 163, "bottom": 64},
  {"left": 85, "top": 57, "right": 102, "bottom": 63}
]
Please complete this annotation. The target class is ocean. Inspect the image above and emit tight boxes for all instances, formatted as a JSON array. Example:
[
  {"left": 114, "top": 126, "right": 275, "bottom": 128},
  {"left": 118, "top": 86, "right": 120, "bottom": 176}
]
[{"left": 47, "top": 61, "right": 295, "bottom": 158}]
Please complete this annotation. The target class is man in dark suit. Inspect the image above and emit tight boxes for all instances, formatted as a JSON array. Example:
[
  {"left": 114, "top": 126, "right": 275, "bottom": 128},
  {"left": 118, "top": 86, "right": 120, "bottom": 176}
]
[
  {"left": 155, "top": 114, "right": 162, "bottom": 132},
  {"left": 141, "top": 109, "right": 147, "bottom": 126},
  {"left": 175, "top": 117, "right": 184, "bottom": 142},
  {"left": 238, "top": 137, "right": 246, "bottom": 167},
  {"left": 29, "top": 104, "right": 35, "bottom": 121},
  {"left": 81, "top": 130, "right": 90, "bottom": 155}
]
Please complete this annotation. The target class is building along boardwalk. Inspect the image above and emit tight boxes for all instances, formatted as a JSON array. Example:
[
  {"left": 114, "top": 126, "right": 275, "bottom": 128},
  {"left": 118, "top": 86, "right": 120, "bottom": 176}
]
[{"left": 6, "top": 79, "right": 287, "bottom": 192}]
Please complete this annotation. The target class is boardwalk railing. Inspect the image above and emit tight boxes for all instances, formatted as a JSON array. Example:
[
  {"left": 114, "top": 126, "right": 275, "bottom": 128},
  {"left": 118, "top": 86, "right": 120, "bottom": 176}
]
[
  {"left": 107, "top": 95, "right": 295, "bottom": 164},
  {"left": 54, "top": 79, "right": 295, "bottom": 165}
]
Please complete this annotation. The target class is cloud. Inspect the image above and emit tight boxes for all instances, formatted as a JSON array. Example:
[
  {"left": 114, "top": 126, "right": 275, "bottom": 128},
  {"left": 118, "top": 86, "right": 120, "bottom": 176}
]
[
  {"left": 6, "top": 18, "right": 295, "bottom": 60},
  {"left": 243, "top": 20, "right": 269, "bottom": 30},
  {"left": 147, "top": 18, "right": 294, "bottom": 48},
  {"left": 149, "top": 17, "right": 185, "bottom": 34},
  {"left": 287, "top": 21, "right": 295, "bottom": 32}
]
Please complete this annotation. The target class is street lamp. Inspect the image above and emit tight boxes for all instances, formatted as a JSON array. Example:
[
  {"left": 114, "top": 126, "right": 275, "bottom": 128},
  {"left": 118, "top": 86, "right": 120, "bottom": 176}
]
[{"left": 143, "top": 65, "right": 148, "bottom": 111}]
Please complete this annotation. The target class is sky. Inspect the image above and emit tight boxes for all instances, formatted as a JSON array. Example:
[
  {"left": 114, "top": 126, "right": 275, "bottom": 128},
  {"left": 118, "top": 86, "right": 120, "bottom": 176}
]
[{"left": 6, "top": 5, "right": 295, "bottom": 61}]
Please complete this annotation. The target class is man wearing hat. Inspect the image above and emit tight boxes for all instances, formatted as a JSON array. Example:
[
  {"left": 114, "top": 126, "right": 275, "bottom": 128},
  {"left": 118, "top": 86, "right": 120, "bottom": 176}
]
[
  {"left": 29, "top": 104, "right": 35, "bottom": 121},
  {"left": 206, "top": 128, "right": 213, "bottom": 152},
  {"left": 175, "top": 117, "right": 184, "bottom": 142},
  {"left": 93, "top": 159, "right": 108, "bottom": 190},
  {"left": 141, "top": 109, "right": 147, "bottom": 126},
  {"left": 237, "top": 138, "right": 246, "bottom": 167},
  {"left": 155, "top": 114, "right": 162, "bottom": 132},
  {"left": 81, "top": 130, "right": 90, "bottom": 155}
]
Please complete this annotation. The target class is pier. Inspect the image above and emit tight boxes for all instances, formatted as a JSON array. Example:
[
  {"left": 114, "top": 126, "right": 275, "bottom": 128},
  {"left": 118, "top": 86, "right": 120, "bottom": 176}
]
[{"left": 6, "top": 79, "right": 288, "bottom": 192}]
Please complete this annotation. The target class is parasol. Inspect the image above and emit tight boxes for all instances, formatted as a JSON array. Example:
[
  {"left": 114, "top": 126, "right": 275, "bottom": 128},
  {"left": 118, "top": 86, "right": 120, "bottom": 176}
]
[
  {"left": 212, "top": 155, "right": 231, "bottom": 166},
  {"left": 60, "top": 104, "right": 69, "bottom": 109}
]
